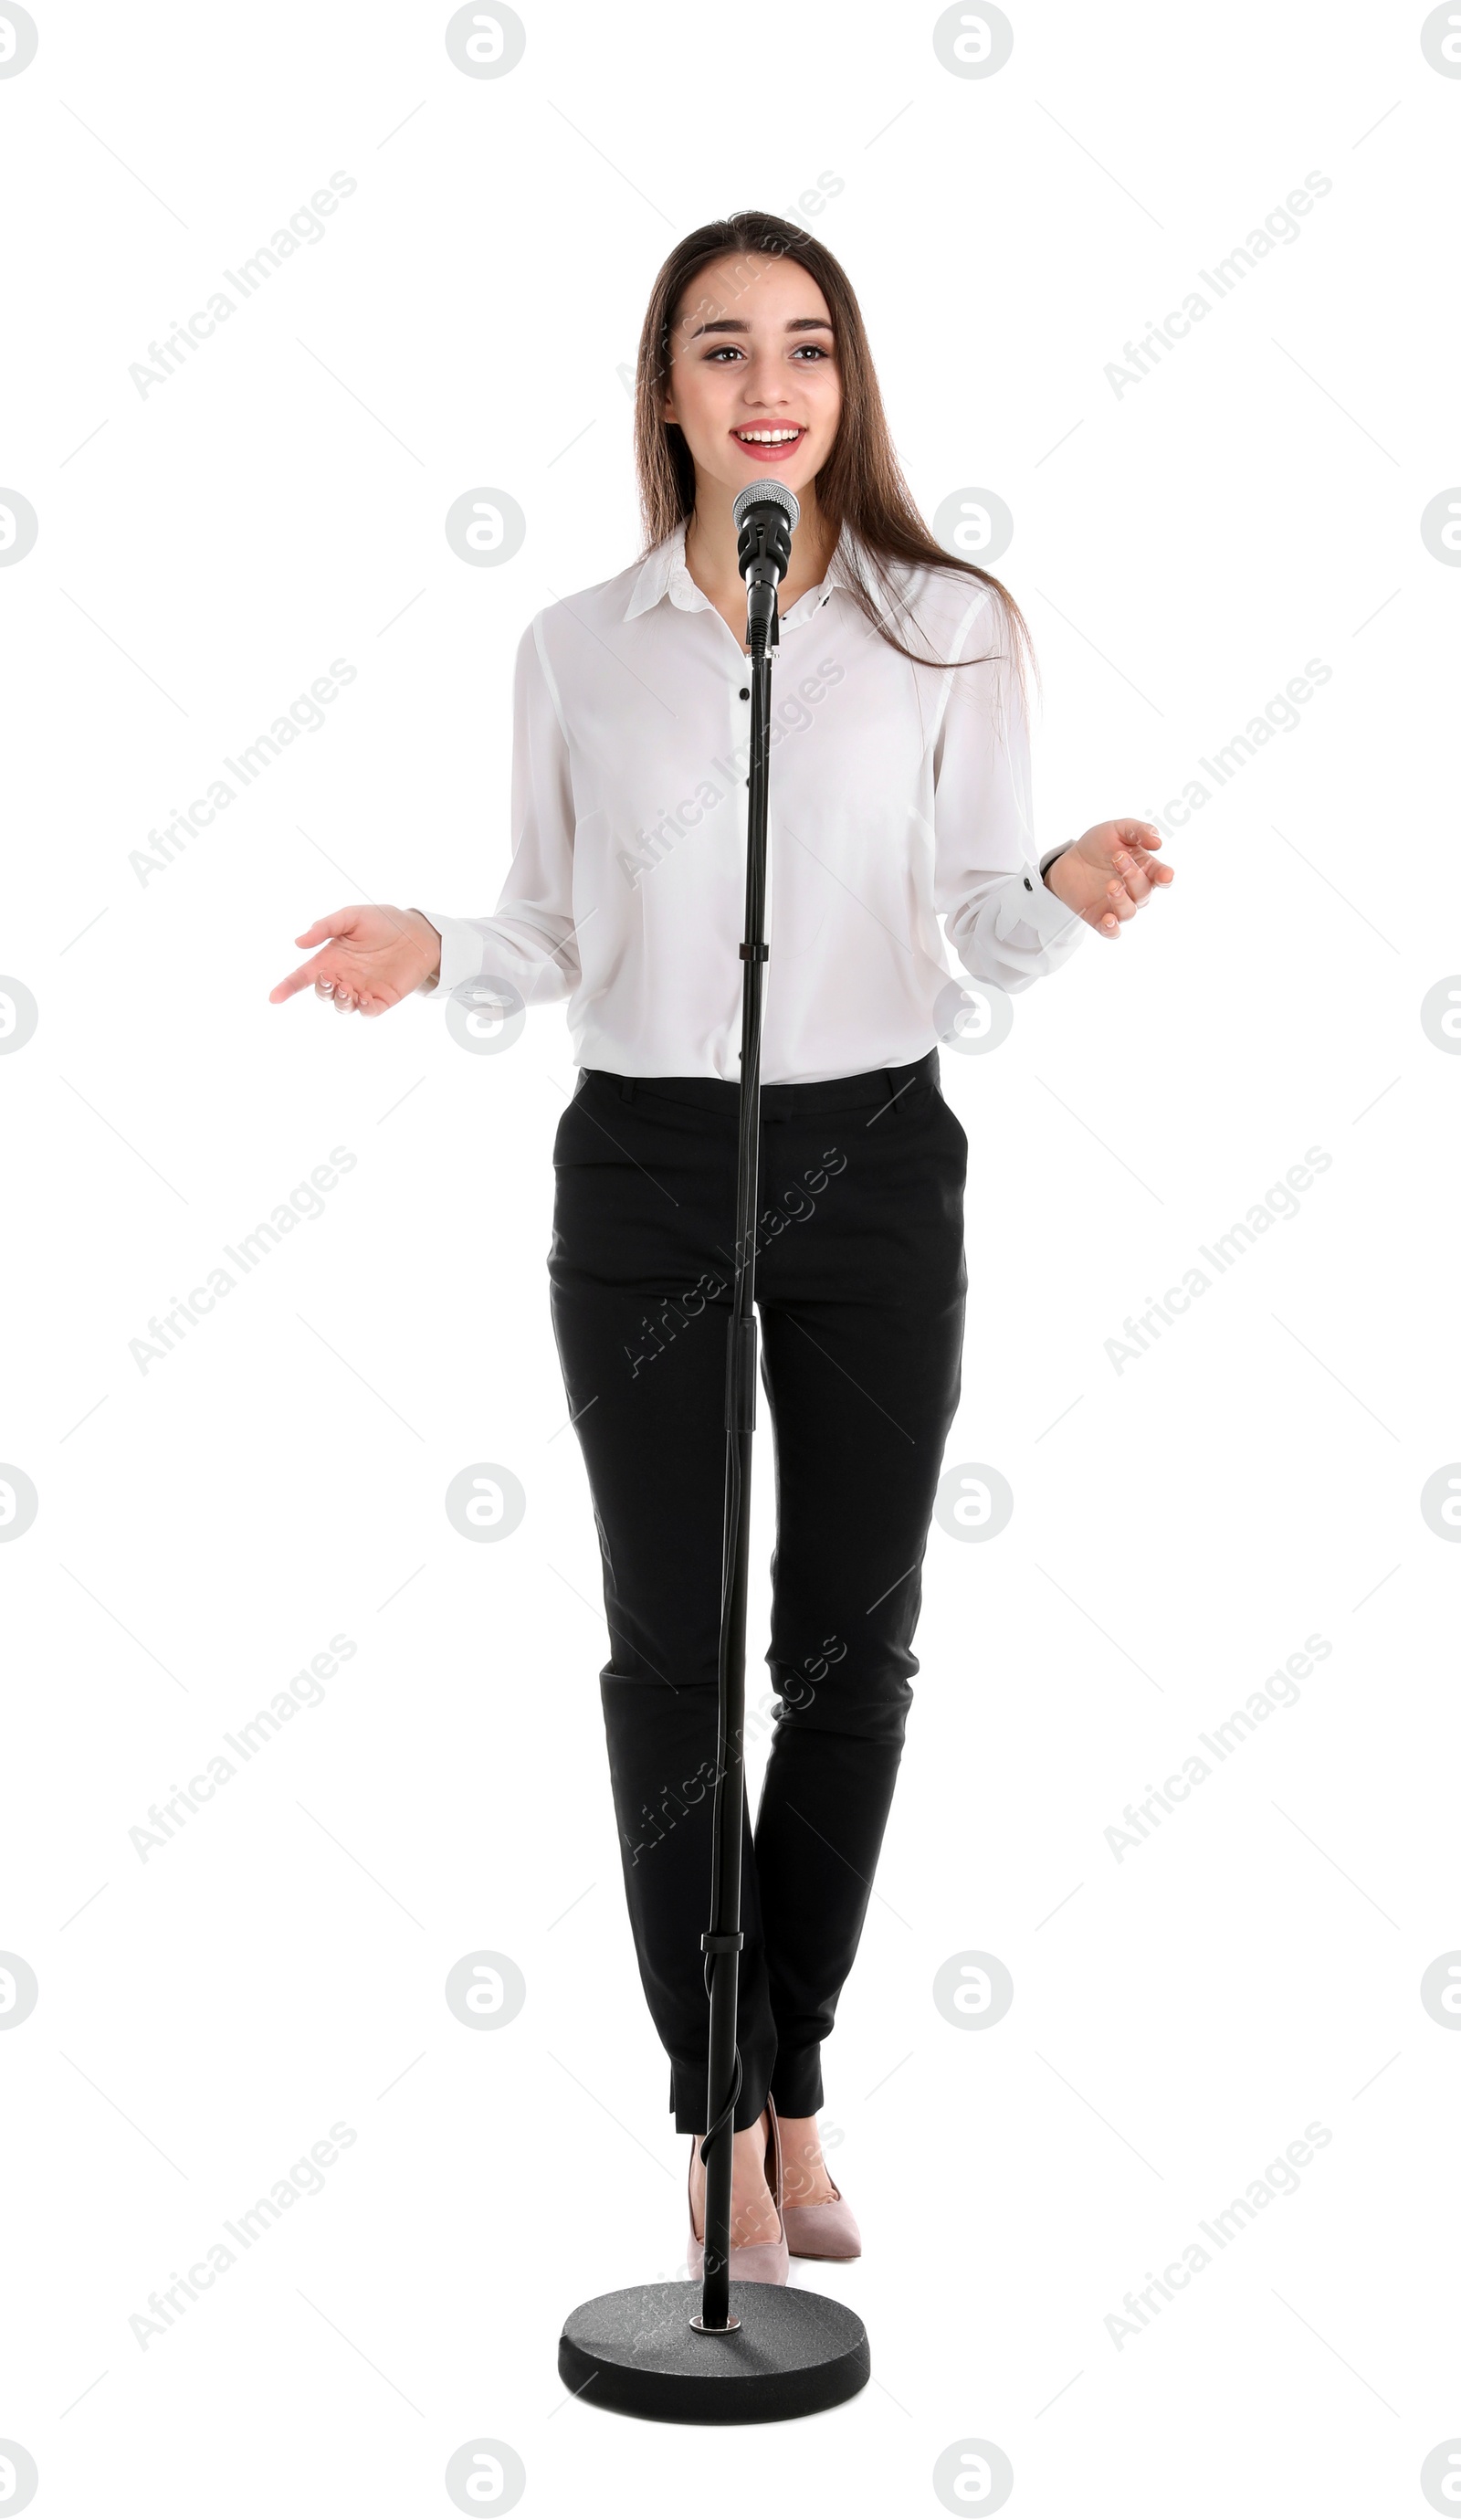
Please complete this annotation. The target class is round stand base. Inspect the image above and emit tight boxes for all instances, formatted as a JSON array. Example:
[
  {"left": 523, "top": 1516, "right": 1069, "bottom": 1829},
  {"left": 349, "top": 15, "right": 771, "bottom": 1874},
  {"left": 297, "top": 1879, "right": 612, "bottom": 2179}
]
[{"left": 558, "top": 2280, "right": 869, "bottom": 2426}]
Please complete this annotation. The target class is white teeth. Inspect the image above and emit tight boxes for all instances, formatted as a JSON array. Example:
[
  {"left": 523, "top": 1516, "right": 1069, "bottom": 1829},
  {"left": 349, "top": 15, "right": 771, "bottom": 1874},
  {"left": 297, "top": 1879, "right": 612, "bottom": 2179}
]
[{"left": 736, "top": 428, "right": 803, "bottom": 444}]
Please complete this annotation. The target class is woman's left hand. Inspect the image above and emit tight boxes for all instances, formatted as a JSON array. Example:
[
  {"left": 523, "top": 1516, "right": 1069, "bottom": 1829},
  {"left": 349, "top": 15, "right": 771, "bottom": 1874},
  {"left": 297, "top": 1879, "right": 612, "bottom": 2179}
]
[{"left": 1044, "top": 819, "right": 1173, "bottom": 937}]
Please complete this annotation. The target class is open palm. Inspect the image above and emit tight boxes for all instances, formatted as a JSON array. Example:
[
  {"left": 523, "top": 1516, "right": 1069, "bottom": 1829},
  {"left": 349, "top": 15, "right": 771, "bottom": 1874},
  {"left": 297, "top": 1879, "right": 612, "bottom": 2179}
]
[
  {"left": 268, "top": 904, "right": 440, "bottom": 1016},
  {"left": 1046, "top": 820, "right": 1173, "bottom": 936}
]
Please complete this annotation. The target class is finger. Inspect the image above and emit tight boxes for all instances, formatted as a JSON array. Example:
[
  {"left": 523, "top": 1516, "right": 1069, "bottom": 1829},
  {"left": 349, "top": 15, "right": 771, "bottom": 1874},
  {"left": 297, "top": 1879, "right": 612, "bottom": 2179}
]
[
  {"left": 294, "top": 909, "right": 360, "bottom": 948},
  {"left": 1104, "top": 879, "right": 1139, "bottom": 923},
  {"left": 1111, "top": 847, "right": 1152, "bottom": 905},
  {"left": 1113, "top": 819, "right": 1162, "bottom": 852},
  {"left": 269, "top": 954, "right": 338, "bottom": 1005},
  {"left": 1097, "top": 906, "right": 1122, "bottom": 936}
]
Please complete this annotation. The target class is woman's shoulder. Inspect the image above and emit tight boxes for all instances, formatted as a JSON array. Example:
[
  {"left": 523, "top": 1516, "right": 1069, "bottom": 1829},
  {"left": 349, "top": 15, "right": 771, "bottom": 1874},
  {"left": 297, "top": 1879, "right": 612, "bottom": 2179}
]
[
  {"left": 519, "top": 549, "right": 647, "bottom": 658},
  {"left": 863, "top": 543, "right": 1014, "bottom": 664}
]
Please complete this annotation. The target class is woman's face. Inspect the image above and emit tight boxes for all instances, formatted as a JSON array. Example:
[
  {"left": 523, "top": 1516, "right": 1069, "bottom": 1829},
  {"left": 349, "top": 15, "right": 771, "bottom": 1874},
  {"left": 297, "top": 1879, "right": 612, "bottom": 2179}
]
[{"left": 661, "top": 251, "right": 842, "bottom": 516}]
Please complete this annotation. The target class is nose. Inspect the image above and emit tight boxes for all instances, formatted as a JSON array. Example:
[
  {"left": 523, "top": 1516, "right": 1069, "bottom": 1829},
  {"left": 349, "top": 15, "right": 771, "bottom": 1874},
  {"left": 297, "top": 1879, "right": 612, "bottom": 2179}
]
[{"left": 736, "top": 350, "right": 794, "bottom": 408}]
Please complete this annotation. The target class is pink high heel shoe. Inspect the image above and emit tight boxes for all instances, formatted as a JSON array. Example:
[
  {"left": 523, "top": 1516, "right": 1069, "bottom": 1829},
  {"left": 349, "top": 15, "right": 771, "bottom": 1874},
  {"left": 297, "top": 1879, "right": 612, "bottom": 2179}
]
[
  {"left": 686, "top": 2097, "right": 789, "bottom": 2286},
  {"left": 780, "top": 2129, "right": 862, "bottom": 2262}
]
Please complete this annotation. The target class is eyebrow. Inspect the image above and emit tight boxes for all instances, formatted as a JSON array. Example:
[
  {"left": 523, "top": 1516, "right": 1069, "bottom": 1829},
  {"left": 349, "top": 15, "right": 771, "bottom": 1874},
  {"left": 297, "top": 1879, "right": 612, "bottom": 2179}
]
[{"left": 686, "top": 316, "right": 834, "bottom": 340}]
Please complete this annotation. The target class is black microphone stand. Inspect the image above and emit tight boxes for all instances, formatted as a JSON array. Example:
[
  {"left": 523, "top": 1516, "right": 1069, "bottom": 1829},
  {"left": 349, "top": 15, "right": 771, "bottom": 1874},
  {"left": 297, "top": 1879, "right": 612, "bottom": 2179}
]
[{"left": 558, "top": 488, "right": 871, "bottom": 2422}]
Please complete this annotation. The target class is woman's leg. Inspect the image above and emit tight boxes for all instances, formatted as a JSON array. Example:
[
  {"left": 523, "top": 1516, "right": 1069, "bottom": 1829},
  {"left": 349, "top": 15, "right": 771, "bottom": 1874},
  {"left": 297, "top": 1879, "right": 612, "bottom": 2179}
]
[
  {"left": 750, "top": 1064, "right": 967, "bottom": 2128},
  {"left": 547, "top": 1070, "right": 779, "bottom": 2137}
]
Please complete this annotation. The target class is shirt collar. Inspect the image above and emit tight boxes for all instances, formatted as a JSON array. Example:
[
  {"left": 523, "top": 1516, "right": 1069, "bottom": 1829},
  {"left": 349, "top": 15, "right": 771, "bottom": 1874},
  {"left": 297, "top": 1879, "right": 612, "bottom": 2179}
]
[{"left": 624, "top": 515, "right": 898, "bottom": 626}]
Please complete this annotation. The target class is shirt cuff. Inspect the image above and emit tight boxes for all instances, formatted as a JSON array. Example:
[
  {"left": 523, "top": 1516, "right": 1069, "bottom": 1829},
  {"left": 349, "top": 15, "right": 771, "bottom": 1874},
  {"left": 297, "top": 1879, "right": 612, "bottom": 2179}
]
[
  {"left": 408, "top": 911, "right": 479, "bottom": 1000},
  {"left": 990, "top": 863, "right": 1084, "bottom": 950}
]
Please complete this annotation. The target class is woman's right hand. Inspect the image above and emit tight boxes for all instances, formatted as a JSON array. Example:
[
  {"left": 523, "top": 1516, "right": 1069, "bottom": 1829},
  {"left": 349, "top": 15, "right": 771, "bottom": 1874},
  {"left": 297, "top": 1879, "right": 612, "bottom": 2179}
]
[{"left": 268, "top": 905, "right": 442, "bottom": 1016}]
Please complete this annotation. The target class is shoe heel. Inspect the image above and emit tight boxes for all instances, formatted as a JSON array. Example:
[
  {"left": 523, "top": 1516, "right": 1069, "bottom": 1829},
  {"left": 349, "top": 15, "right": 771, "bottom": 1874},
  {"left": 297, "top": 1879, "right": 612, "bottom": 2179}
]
[{"left": 685, "top": 2103, "right": 789, "bottom": 2287}]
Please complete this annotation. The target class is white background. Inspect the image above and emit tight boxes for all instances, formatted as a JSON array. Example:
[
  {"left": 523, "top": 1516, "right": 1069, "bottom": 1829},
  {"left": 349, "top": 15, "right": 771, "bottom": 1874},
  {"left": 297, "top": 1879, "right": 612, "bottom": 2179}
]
[{"left": 3, "top": 2, "right": 1459, "bottom": 2513}]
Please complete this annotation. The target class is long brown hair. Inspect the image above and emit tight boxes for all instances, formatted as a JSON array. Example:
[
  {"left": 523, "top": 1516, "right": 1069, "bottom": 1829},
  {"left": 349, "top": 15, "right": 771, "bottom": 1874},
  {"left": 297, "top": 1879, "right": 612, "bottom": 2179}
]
[{"left": 632, "top": 210, "right": 1036, "bottom": 708}]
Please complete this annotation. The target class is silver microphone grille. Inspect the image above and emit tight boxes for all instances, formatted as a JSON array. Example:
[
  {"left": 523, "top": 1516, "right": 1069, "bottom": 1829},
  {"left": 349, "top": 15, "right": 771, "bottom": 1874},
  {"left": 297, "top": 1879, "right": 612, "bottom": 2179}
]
[{"left": 732, "top": 480, "right": 801, "bottom": 533}]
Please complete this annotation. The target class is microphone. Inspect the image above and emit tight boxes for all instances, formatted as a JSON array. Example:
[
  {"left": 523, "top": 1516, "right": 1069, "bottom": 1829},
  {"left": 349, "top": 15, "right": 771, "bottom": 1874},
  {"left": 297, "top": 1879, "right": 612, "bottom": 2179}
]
[{"left": 732, "top": 480, "right": 800, "bottom": 638}]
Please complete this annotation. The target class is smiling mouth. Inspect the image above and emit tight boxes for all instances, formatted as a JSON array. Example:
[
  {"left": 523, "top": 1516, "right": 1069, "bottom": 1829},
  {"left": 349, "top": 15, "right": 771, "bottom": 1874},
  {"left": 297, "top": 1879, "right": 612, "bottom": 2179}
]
[{"left": 731, "top": 426, "right": 807, "bottom": 459}]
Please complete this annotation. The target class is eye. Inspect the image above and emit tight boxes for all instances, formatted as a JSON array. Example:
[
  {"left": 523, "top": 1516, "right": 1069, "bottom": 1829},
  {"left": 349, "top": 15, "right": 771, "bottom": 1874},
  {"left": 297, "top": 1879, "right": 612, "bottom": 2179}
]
[{"left": 700, "top": 342, "right": 833, "bottom": 363}]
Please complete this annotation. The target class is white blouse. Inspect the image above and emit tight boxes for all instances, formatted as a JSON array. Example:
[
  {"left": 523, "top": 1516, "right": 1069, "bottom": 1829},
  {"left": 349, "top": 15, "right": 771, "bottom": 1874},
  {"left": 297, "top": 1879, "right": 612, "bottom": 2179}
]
[{"left": 415, "top": 517, "right": 1083, "bottom": 1083}]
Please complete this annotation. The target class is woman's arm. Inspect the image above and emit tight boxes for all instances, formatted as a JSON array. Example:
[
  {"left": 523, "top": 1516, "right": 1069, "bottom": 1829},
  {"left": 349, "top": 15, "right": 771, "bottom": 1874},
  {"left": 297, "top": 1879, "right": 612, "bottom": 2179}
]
[
  {"left": 930, "top": 590, "right": 1171, "bottom": 986},
  {"left": 930, "top": 593, "right": 1086, "bottom": 994},
  {"left": 268, "top": 615, "right": 580, "bottom": 1017},
  {"left": 409, "top": 615, "right": 580, "bottom": 1005}
]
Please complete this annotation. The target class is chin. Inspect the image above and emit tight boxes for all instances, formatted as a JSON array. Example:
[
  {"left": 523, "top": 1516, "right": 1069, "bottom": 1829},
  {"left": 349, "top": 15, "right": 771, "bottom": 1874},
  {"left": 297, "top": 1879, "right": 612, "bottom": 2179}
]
[{"left": 730, "top": 453, "right": 819, "bottom": 490}]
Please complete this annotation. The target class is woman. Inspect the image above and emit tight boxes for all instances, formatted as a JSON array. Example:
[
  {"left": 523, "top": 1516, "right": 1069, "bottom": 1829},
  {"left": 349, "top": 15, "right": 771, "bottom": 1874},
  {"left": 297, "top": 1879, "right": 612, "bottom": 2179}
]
[{"left": 271, "top": 212, "right": 1171, "bottom": 2284}]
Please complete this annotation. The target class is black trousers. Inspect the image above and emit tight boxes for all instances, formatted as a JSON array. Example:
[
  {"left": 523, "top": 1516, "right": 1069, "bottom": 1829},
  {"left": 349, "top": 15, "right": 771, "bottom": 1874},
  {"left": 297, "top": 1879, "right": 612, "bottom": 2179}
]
[{"left": 547, "top": 1046, "right": 967, "bottom": 2134}]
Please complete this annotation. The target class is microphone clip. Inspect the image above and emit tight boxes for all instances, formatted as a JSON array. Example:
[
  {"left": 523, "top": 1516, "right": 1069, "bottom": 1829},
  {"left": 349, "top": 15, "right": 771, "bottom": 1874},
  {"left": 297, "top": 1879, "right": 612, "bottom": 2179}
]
[{"left": 736, "top": 504, "right": 794, "bottom": 594}]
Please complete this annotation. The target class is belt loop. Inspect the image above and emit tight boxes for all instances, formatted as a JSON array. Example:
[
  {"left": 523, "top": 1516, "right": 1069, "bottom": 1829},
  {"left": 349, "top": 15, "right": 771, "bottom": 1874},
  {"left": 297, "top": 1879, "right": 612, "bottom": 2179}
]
[
  {"left": 883, "top": 1066, "right": 902, "bottom": 1117},
  {"left": 620, "top": 1077, "right": 636, "bottom": 1103}
]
